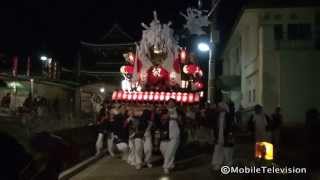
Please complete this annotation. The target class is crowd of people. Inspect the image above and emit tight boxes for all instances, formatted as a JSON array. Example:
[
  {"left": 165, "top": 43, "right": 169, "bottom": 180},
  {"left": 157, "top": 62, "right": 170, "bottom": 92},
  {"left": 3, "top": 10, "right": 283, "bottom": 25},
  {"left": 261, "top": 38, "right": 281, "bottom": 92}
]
[{"left": 93, "top": 98, "right": 242, "bottom": 174}]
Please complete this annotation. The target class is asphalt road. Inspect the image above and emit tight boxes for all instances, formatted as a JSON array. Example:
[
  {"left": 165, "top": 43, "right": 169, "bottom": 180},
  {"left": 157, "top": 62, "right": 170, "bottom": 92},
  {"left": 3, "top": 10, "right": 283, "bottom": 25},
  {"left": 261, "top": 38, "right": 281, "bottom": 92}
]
[{"left": 70, "top": 154, "right": 245, "bottom": 180}]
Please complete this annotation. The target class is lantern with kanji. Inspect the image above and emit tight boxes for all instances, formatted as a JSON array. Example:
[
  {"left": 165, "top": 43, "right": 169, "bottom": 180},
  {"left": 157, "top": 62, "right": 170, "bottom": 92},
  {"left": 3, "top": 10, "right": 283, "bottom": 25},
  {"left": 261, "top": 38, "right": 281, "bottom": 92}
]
[{"left": 120, "top": 65, "right": 134, "bottom": 75}]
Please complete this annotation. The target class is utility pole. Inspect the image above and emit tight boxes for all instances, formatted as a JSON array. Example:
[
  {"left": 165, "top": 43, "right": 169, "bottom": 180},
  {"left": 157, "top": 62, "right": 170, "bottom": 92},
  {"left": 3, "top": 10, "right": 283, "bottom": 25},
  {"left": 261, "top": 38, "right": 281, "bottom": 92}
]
[{"left": 207, "top": 0, "right": 220, "bottom": 103}]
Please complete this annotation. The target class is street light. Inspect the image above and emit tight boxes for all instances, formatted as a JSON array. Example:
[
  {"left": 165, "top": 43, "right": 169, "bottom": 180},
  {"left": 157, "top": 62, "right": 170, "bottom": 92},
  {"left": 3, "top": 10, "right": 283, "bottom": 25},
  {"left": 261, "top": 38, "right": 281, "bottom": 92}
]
[
  {"left": 40, "top": 56, "right": 48, "bottom": 61},
  {"left": 100, "top": 87, "right": 105, "bottom": 93},
  {"left": 197, "top": 42, "right": 210, "bottom": 52}
]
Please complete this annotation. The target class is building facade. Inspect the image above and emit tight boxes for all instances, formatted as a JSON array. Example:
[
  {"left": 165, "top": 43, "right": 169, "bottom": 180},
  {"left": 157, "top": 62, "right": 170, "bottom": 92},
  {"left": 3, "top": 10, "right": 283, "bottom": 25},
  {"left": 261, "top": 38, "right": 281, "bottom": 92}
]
[{"left": 221, "top": 7, "right": 320, "bottom": 125}]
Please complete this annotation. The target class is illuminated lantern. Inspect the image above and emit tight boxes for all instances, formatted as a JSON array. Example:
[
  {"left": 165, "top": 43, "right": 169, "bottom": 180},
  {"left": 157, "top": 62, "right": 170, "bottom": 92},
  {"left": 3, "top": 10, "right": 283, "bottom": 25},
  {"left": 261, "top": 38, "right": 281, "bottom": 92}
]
[
  {"left": 194, "top": 81, "right": 204, "bottom": 90},
  {"left": 120, "top": 65, "right": 134, "bottom": 74},
  {"left": 154, "top": 92, "right": 160, "bottom": 101},
  {"left": 165, "top": 92, "right": 171, "bottom": 101},
  {"left": 188, "top": 93, "right": 194, "bottom": 103},
  {"left": 132, "top": 92, "right": 138, "bottom": 101},
  {"left": 122, "top": 92, "right": 128, "bottom": 100},
  {"left": 117, "top": 91, "right": 123, "bottom": 100},
  {"left": 170, "top": 92, "right": 177, "bottom": 100},
  {"left": 160, "top": 92, "right": 165, "bottom": 101},
  {"left": 183, "top": 64, "right": 201, "bottom": 75},
  {"left": 128, "top": 93, "right": 133, "bottom": 101},
  {"left": 112, "top": 91, "right": 117, "bottom": 101},
  {"left": 148, "top": 92, "right": 154, "bottom": 101},
  {"left": 194, "top": 93, "right": 200, "bottom": 102},
  {"left": 176, "top": 92, "right": 182, "bottom": 102},
  {"left": 182, "top": 93, "right": 188, "bottom": 103},
  {"left": 180, "top": 49, "right": 186, "bottom": 64},
  {"left": 255, "top": 142, "right": 273, "bottom": 160},
  {"left": 143, "top": 92, "right": 149, "bottom": 101},
  {"left": 138, "top": 92, "right": 143, "bottom": 101}
]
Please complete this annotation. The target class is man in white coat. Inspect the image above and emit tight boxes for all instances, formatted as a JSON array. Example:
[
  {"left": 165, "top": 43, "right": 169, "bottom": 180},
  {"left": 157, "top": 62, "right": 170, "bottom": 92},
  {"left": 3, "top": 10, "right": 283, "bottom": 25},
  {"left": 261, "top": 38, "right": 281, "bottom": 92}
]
[
  {"left": 160, "top": 99, "right": 180, "bottom": 174},
  {"left": 143, "top": 110, "right": 153, "bottom": 168}
]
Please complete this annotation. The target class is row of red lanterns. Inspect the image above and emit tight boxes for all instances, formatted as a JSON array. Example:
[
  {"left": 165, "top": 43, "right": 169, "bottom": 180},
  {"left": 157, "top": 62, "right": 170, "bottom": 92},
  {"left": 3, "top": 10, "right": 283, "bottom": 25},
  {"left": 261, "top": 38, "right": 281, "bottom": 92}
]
[{"left": 112, "top": 91, "right": 200, "bottom": 103}]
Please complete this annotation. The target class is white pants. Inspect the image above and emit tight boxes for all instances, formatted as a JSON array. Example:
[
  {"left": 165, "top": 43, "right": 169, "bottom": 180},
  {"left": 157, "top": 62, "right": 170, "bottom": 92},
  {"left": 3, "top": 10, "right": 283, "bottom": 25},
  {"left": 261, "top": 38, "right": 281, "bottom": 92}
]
[
  {"left": 160, "top": 138, "right": 180, "bottom": 170},
  {"left": 107, "top": 133, "right": 115, "bottom": 156},
  {"left": 134, "top": 138, "right": 144, "bottom": 166},
  {"left": 116, "top": 142, "right": 129, "bottom": 161},
  {"left": 212, "top": 144, "right": 233, "bottom": 169},
  {"left": 127, "top": 138, "right": 135, "bottom": 165},
  {"left": 96, "top": 133, "right": 104, "bottom": 155},
  {"left": 144, "top": 135, "right": 153, "bottom": 165}
]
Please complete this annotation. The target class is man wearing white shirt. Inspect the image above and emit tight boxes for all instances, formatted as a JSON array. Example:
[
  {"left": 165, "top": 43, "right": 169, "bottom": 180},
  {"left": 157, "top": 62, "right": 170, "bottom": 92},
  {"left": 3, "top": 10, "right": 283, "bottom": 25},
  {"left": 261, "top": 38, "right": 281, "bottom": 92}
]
[{"left": 160, "top": 99, "right": 180, "bottom": 174}]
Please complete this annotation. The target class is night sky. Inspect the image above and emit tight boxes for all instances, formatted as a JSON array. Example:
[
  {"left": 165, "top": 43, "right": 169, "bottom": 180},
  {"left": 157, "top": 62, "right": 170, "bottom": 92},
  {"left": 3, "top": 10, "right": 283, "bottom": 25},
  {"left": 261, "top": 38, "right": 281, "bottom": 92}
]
[
  {"left": 1, "top": 0, "right": 317, "bottom": 68},
  {"left": 0, "top": 0, "right": 212, "bottom": 67}
]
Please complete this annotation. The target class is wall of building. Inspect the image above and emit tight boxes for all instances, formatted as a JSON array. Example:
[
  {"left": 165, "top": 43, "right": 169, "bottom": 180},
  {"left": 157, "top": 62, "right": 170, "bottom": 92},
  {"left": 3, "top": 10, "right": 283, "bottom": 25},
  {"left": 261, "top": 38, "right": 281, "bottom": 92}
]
[
  {"left": 222, "top": 7, "right": 320, "bottom": 125},
  {"left": 279, "top": 50, "right": 320, "bottom": 125}
]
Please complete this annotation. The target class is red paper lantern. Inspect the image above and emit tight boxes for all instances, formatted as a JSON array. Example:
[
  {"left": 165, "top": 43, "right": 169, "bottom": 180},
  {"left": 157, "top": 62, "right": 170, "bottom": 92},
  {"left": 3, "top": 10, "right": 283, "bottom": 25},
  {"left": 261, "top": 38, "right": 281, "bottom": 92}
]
[
  {"left": 112, "top": 91, "right": 117, "bottom": 100},
  {"left": 170, "top": 92, "right": 176, "bottom": 100},
  {"left": 188, "top": 93, "right": 194, "bottom": 103},
  {"left": 194, "top": 93, "right": 200, "bottom": 102},
  {"left": 143, "top": 92, "right": 149, "bottom": 101},
  {"left": 132, "top": 92, "right": 138, "bottom": 101},
  {"left": 138, "top": 92, "right": 143, "bottom": 101},
  {"left": 154, "top": 92, "right": 160, "bottom": 101},
  {"left": 165, "top": 92, "right": 171, "bottom": 101},
  {"left": 122, "top": 92, "right": 128, "bottom": 100},
  {"left": 148, "top": 92, "right": 154, "bottom": 101},
  {"left": 194, "top": 81, "right": 204, "bottom": 90},
  {"left": 160, "top": 92, "right": 165, "bottom": 101},
  {"left": 117, "top": 91, "right": 123, "bottom": 100},
  {"left": 182, "top": 93, "right": 188, "bottom": 103},
  {"left": 176, "top": 92, "right": 182, "bottom": 102},
  {"left": 120, "top": 65, "right": 134, "bottom": 74},
  {"left": 128, "top": 93, "right": 133, "bottom": 101},
  {"left": 183, "top": 64, "right": 201, "bottom": 75}
]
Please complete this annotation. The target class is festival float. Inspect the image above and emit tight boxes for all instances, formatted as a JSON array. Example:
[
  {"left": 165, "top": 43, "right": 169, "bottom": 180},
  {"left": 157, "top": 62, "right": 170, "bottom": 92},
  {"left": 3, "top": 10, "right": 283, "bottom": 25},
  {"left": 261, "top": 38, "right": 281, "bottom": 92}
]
[{"left": 111, "top": 12, "right": 205, "bottom": 104}]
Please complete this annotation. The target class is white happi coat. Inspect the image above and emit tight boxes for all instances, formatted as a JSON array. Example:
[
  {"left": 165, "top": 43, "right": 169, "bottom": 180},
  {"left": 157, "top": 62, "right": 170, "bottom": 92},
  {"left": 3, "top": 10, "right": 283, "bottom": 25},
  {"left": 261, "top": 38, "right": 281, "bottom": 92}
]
[{"left": 160, "top": 107, "right": 180, "bottom": 170}]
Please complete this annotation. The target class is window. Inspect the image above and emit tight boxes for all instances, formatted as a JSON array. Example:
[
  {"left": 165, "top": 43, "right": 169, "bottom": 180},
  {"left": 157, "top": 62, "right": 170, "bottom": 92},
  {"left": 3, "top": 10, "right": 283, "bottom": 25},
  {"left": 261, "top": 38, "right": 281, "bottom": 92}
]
[
  {"left": 249, "top": 90, "right": 251, "bottom": 103},
  {"left": 253, "top": 89, "right": 256, "bottom": 102},
  {"left": 274, "top": 24, "right": 283, "bottom": 40},
  {"left": 287, "top": 24, "right": 312, "bottom": 40}
]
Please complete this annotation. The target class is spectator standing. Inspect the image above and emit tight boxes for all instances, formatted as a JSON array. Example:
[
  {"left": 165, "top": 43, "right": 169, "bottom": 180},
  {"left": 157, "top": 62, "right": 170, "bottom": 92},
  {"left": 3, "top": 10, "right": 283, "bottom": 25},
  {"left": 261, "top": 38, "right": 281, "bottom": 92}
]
[{"left": 248, "top": 105, "right": 271, "bottom": 142}]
